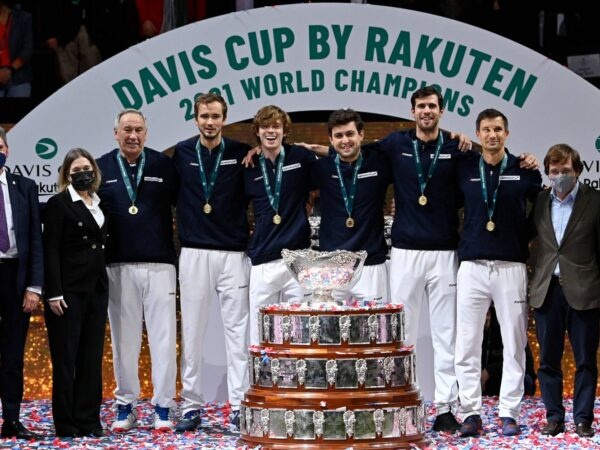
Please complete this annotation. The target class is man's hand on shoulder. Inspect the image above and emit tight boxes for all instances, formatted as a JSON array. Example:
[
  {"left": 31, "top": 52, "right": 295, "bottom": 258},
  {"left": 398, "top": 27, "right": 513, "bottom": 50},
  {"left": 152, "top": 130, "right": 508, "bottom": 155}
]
[
  {"left": 294, "top": 142, "right": 329, "bottom": 157},
  {"left": 518, "top": 153, "right": 539, "bottom": 170},
  {"left": 449, "top": 132, "right": 473, "bottom": 152},
  {"left": 241, "top": 146, "right": 261, "bottom": 168}
]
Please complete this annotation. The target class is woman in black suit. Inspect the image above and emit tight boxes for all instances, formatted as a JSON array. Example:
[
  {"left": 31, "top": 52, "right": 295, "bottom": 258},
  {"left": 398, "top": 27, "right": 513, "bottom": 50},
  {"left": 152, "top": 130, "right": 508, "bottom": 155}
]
[{"left": 43, "top": 148, "right": 108, "bottom": 437}]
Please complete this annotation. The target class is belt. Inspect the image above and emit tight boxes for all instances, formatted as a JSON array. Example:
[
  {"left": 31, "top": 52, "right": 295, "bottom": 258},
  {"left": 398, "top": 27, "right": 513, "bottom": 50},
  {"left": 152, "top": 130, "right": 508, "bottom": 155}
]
[
  {"left": 0, "top": 258, "right": 17, "bottom": 263},
  {"left": 551, "top": 275, "right": 563, "bottom": 286}
]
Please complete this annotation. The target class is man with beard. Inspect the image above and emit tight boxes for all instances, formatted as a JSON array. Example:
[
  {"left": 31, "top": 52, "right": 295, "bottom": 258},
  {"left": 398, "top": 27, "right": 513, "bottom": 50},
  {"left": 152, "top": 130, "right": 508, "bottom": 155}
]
[
  {"left": 378, "top": 86, "right": 468, "bottom": 432},
  {"left": 172, "top": 93, "right": 251, "bottom": 432}
]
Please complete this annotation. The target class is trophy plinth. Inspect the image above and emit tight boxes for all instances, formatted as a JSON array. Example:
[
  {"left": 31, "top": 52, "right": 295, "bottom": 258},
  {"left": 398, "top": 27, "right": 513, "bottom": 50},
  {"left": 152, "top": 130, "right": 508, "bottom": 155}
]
[
  {"left": 239, "top": 251, "right": 428, "bottom": 448},
  {"left": 281, "top": 249, "right": 367, "bottom": 305}
]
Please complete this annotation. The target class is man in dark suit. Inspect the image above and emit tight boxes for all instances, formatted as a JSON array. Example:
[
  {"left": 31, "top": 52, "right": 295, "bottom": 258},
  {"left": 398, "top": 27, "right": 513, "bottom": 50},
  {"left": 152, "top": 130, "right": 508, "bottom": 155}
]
[
  {"left": 529, "top": 143, "right": 600, "bottom": 438},
  {"left": 0, "top": 126, "right": 43, "bottom": 439}
]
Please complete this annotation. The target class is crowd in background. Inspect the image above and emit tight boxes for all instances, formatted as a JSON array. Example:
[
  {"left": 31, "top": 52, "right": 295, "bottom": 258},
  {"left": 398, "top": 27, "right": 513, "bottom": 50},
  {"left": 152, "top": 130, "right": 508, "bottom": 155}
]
[{"left": 0, "top": 0, "right": 598, "bottom": 121}]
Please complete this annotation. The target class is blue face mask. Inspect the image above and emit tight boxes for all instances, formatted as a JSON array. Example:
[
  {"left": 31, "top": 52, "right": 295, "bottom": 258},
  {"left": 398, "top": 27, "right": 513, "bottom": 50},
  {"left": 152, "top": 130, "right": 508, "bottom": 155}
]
[
  {"left": 0, "top": 152, "right": 6, "bottom": 169},
  {"left": 550, "top": 173, "right": 577, "bottom": 194}
]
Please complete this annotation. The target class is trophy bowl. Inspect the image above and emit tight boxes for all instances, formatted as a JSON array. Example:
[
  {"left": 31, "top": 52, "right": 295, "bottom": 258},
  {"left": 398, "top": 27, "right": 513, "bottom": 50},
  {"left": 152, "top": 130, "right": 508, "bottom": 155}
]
[{"left": 281, "top": 249, "right": 367, "bottom": 305}]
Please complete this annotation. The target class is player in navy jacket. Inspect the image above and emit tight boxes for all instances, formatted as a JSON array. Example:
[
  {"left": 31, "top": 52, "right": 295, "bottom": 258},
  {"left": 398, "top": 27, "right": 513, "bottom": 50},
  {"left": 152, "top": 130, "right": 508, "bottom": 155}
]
[
  {"left": 172, "top": 93, "right": 251, "bottom": 432},
  {"left": 97, "top": 109, "right": 178, "bottom": 432},
  {"left": 454, "top": 108, "right": 541, "bottom": 438},
  {"left": 377, "top": 87, "right": 468, "bottom": 433},
  {"left": 311, "top": 109, "right": 391, "bottom": 303},
  {"left": 244, "top": 105, "right": 317, "bottom": 344}
]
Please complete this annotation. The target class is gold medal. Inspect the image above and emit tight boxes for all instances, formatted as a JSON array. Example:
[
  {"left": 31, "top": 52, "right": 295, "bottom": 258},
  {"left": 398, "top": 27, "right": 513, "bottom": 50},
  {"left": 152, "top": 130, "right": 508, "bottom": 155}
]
[
  {"left": 418, "top": 195, "right": 428, "bottom": 206},
  {"left": 345, "top": 217, "right": 355, "bottom": 228},
  {"left": 273, "top": 214, "right": 282, "bottom": 225},
  {"left": 486, "top": 220, "right": 495, "bottom": 232},
  {"left": 203, "top": 203, "right": 212, "bottom": 214},
  {"left": 129, "top": 205, "right": 138, "bottom": 215}
]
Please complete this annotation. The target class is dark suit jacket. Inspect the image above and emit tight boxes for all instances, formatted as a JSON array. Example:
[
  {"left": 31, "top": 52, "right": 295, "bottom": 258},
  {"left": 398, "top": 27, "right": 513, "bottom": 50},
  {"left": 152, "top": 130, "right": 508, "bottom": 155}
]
[
  {"left": 529, "top": 183, "right": 600, "bottom": 310},
  {"left": 43, "top": 189, "right": 108, "bottom": 298},
  {"left": 5, "top": 171, "right": 43, "bottom": 295}
]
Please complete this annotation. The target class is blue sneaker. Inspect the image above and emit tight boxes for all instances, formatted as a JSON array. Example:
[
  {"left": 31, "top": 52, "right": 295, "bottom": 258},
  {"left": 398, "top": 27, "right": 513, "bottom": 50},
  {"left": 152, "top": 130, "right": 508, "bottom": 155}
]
[
  {"left": 175, "top": 410, "right": 202, "bottom": 432},
  {"left": 229, "top": 410, "right": 240, "bottom": 432},
  {"left": 153, "top": 405, "right": 173, "bottom": 431},
  {"left": 110, "top": 404, "right": 138, "bottom": 432}
]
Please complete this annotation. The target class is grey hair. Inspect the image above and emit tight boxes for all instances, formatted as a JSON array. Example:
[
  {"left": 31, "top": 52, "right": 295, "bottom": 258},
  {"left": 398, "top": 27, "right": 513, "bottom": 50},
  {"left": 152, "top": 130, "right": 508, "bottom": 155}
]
[{"left": 114, "top": 108, "right": 147, "bottom": 130}]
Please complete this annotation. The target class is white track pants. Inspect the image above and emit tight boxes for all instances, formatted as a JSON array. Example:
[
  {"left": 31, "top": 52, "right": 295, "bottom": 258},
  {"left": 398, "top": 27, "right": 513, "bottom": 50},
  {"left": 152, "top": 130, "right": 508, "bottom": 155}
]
[
  {"left": 332, "top": 263, "right": 389, "bottom": 304},
  {"left": 249, "top": 258, "right": 308, "bottom": 345},
  {"left": 179, "top": 248, "right": 250, "bottom": 413},
  {"left": 107, "top": 263, "right": 177, "bottom": 408},
  {"left": 389, "top": 248, "right": 459, "bottom": 414},
  {"left": 455, "top": 260, "right": 528, "bottom": 420}
]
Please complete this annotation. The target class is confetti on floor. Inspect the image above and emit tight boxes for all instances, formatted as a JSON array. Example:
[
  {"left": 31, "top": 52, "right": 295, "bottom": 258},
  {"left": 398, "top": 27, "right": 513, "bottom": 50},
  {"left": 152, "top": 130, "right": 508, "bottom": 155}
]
[{"left": 2, "top": 397, "right": 599, "bottom": 449}]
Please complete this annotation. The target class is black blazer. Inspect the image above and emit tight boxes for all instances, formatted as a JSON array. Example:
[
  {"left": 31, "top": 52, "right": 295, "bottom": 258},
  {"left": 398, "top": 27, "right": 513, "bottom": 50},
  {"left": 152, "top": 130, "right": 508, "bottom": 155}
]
[
  {"left": 43, "top": 189, "right": 108, "bottom": 298},
  {"left": 5, "top": 171, "right": 43, "bottom": 294}
]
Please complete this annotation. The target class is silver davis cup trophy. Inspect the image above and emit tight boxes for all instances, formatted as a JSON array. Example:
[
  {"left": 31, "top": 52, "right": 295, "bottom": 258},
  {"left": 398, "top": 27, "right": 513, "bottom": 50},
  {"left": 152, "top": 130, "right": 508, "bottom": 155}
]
[{"left": 281, "top": 249, "right": 367, "bottom": 304}]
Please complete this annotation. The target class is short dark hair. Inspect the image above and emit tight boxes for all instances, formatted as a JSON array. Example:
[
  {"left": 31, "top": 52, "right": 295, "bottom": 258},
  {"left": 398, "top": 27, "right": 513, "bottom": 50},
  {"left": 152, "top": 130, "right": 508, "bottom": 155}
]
[
  {"left": 327, "top": 108, "right": 364, "bottom": 135},
  {"left": 543, "top": 143, "right": 583, "bottom": 176},
  {"left": 410, "top": 85, "right": 444, "bottom": 109},
  {"left": 194, "top": 92, "right": 228, "bottom": 119},
  {"left": 476, "top": 108, "right": 508, "bottom": 131},
  {"left": 58, "top": 148, "right": 102, "bottom": 193}
]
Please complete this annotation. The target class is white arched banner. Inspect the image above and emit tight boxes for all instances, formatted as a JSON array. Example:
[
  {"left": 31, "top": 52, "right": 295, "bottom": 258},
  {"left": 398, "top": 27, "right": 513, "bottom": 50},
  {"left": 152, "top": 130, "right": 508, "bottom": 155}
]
[{"left": 7, "top": 4, "right": 600, "bottom": 401}]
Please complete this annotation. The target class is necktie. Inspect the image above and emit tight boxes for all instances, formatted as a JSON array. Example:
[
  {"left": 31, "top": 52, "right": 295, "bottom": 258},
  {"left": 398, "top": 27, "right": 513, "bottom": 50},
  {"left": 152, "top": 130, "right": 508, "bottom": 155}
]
[{"left": 0, "top": 183, "right": 10, "bottom": 253}]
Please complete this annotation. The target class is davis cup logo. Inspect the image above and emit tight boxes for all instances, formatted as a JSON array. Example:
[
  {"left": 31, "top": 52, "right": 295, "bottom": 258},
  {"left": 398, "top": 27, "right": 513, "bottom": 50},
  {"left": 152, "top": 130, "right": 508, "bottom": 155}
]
[{"left": 35, "top": 138, "right": 58, "bottom": 160}]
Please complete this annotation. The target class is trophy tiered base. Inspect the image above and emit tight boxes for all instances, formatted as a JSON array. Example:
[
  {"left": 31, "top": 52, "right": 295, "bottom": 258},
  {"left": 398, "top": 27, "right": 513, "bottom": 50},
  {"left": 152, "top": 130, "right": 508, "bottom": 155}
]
[{"left": 239, "top": 303, "right": 428, "bottom": 449}]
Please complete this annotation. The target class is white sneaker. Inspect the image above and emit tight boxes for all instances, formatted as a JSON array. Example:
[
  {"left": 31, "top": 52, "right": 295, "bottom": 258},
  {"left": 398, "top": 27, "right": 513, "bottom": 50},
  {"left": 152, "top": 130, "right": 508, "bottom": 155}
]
[
  {"left": 110, "top": 403, "right": 138, "bottom": 432},
  {"left": 153, "top": 405, "right": 174, "bottom": 431}
]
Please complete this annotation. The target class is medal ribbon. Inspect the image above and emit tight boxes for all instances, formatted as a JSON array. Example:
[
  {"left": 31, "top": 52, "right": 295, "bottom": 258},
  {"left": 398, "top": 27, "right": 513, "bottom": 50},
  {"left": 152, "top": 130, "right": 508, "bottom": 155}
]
[
  {"left": 259, "top": 146, "right": 286, "bottom": 214},
  {"left": 195, "top": 138, "right": 225, "bottom": 205},
  {"left": 479, "top": 152, "right": 508, "bottom": 223},
  {"left": 334, "top": 153, "right": 363, "bottom": 219},
  {"left": 412, "top": 132, "right": 444, "bottom": 198},
  {"left": 116, "top": 150, "right": 146, "bottom": 206}
]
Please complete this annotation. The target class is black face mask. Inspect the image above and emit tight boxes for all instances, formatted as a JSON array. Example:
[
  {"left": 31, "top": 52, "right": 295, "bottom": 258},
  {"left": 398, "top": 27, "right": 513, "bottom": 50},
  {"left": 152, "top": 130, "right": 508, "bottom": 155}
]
[{"left": 70, "top": 170, "right": 95, "bottom": 191}]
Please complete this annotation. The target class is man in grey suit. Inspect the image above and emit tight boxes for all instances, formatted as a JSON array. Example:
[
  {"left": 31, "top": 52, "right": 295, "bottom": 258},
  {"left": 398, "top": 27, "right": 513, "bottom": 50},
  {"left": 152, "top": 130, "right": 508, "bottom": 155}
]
[{"left": 529, "top": 143, "right": 600, "bottom": 438}]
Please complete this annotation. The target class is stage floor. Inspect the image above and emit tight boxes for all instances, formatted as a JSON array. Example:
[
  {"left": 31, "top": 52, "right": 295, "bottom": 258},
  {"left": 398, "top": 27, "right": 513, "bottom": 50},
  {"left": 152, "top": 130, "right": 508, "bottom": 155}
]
[{"left": 3, "top": 397, "right": 598, "bottom": 449}]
